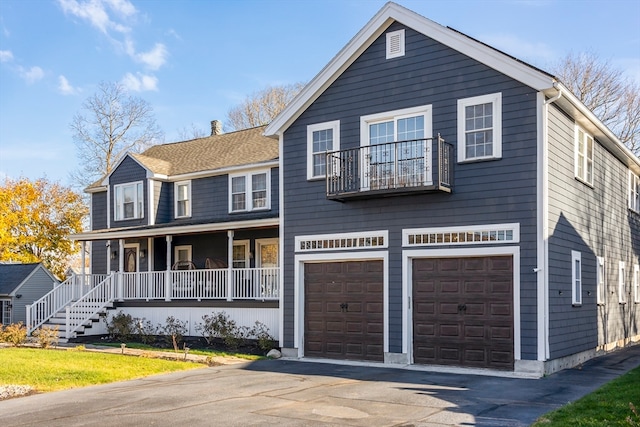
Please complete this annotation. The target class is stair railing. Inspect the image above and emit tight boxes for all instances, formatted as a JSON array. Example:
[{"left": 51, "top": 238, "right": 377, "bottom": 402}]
[{"left": 65, "top": 273, "right": 116, "bottom": 339}]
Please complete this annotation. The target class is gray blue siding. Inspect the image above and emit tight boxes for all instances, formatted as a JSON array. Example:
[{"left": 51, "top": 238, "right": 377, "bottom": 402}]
[
  {"left": 282, "top": 23, "right": 539, "bottom": 358},
  {"left": 91, "top": 191, "right": 107, "bottom": 230},
  {"left": 12, "top": 267, "right": 57, "bottom": 324},
  {"left": 109, "top": 156, "right": 148, "bottom": 227}
]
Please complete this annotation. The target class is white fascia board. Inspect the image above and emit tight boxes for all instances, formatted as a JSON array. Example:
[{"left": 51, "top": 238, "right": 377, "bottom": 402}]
[
  {"left": 265, "top": 2, "right": 554, "bottom": 137},
  {"left": 153, "top": 160, "right": 279, "bottom": 182},
  {"left": 70, "top": 217, "right": 279, "bottom": 241},
  {"left": 86, "top": 186, "right": 107, "bottom": 194}
]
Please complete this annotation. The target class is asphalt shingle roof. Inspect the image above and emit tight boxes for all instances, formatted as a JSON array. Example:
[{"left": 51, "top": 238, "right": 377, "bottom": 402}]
[{"left": 0, "top": 263, "right": 40, "bottom": 295}]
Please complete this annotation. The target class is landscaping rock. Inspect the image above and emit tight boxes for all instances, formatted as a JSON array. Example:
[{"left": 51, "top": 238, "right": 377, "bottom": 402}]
[
  {"left": 266, "top": 349, "right": 282, "bottom": 359},
  {"left": 0, "top": 385, "right": 34, "bottom": 400}
]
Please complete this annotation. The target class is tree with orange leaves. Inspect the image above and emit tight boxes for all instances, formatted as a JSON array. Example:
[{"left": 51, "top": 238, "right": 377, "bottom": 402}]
[{"left": 0, "top": 178, "right": 87, "bottom": 279}]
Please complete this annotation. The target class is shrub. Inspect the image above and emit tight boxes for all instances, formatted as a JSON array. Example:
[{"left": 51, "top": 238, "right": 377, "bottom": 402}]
[
  {"left": 133, "top": 317, "right": 157, "bottom": 345},
  {"left": 196, "top": 312, "right": 275, "bottom": 352},
  {"left": 250, "top": 321, "right": 276, "bottom": 352},
  {"left": 159, "top": 316, "right": 188, "bottom": 352},
  {"left": 0, "top": 322, "right": 28, "bottom": 346},
  {"left": 33, "top": 325, "right": 59, "bottom": 348},
  {"left": 106, "top": 311, "right": 134, "bottom": 341}
]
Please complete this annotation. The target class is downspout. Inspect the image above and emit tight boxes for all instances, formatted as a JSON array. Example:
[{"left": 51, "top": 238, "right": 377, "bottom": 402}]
[{"left": 538, "top": 85, "right": 563, "bottom": 363}]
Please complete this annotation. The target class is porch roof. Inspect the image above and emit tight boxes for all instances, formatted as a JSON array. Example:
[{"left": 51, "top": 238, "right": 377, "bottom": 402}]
[{"left": 70, "top": 217, "right": 278, "bottom": 241}]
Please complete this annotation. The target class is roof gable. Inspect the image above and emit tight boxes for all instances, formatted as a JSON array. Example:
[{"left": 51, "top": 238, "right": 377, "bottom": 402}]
[
  {"left": 265, "top": 2, "right": 554, "bottom": 137},
  {"left": 0, "top": 263, "right": 41, "bottom": 295}
]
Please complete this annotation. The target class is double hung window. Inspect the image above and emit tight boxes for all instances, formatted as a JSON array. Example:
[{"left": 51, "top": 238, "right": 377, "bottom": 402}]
[
  {"left": 619, "top": 261, "right": 627, "bottom": 303},
  {"left": 597, "top": 256, "right": 606, "bottom": 305},
  {"left": 575, "top": 126, "right": 594, "bottom": 185},
  {"left": 571, "top": 251, "right": 582, "bottom": 305},
  {"left": 457, "top": 93, "right": 502, "bottom": 162},
  {"left": 629, "top": 171, "right": 640, "bottom": 213},
  {"left": 175, "top": 181, "right": 191, "bottom": 218},
  {"left": 307, "top": 121, "right": 340, "bottom": 179},
  {"left": 114, "top": 181, "right": 143, "bottom": 220},
  {"left": 229, "top": 171, "right": 270, "bottom": 212}
]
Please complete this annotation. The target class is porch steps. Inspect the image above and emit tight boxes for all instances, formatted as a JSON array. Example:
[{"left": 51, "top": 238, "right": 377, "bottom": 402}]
[{"left": 38, "top": 302, "right": 115, "bottom": 340}]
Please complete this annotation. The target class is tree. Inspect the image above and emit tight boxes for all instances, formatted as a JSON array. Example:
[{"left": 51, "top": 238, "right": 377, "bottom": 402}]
[
  {"left": 552, "top": 51, "right": 640, "bottom": 154},
  {"left": 70, "top": 81, "right": 163, "bottom": 188},
  {"left": 0, "top": 178, "right": 88, "bottom": 279},
  {"left": 225, "top": 82, "right": 306, "bottom": 131}
]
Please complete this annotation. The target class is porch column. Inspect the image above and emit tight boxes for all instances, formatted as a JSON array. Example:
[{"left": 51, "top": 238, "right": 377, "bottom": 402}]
[
  {"left": 106, "top": 241, "right": 111, "bottom": 274},
  {"left": 117, "top": 239, "right": 124, "bottom": 301},
  {"left": 227, "top": 230, "right": 234, "bottom": 301},
  {"left": 147, "top": 237, "right": 154, "bottom": 272},
  {"left": 165, "top": 235, "right": 172, "bottom": 301},
  {"left": 80, "top": 241, "right": 86, "bottom": 289}
]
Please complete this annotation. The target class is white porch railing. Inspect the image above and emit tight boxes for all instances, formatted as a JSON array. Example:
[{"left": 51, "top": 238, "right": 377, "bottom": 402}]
[
  {"left": 26, "top": 274, "right": 109, "bottom": 334},
  {"left": 65, "top": 274, "right": 116, "bottom": 339}
]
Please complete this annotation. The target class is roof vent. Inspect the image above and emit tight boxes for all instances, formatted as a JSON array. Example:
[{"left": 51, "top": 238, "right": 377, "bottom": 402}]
[
  {"left": 386, "top": 29, "right": 405, "bottom": 59},
  {"left": 211, "top": 120, "right": 223, "bottom": 136}
]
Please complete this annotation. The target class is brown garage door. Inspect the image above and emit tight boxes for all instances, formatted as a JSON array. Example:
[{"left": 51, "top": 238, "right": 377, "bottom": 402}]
[
  {"left": 413, "top": 256, "right": 513, "bottom": 370},
  {"left": 305, "top": 260, "right": 384, "bottom": 362}
]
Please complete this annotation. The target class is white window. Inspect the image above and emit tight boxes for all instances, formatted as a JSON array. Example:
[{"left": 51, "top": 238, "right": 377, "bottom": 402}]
[
  {"left": 174, "top": 245, "right": 192, "bottom": 268},
  {"left": 229, "top": 170, "right": 270, "bottom": 212},
  {"left": 174, "top": 181, "right": 191, "bottom": 218},
  {"left": 307, "top": 121, "right": 340, "bottom": 180},
  {"left": 571, "top": 251, "right": 582, "bottom": 305},
  {"left": 575, "top": 126, "right": 594, "bottom": 186},
  {"left": 232, "top": 240, "right": 249, "bottom": 268},
  {"left": 114, "top": 181, "right": 144, "bottom": 221},
  {"left": 361, "top": 105, "right": 433, "bottom": 188},
  {"left": 457, "top": 93, "right": 502, "bottom": 162},
  {"left": 386, "top": 29, "right": 405, "bottom": 59},
  {"left": 597, "top": 256, "right": 606, "bottom": 305},
  {"left": 629, "top": 171, "right": 640, "bottom": 213},
  {"left": 619, "top": 261, "right": 627, "bottom": 303},
  {"left": 634, "top": 264, "right": 640, "bottom": 303},
  {"left": 1, "top": 300, "right": 11, "bottom": 325}
]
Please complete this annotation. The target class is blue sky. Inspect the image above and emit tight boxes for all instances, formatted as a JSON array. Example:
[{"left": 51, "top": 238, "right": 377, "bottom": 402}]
[{"left": 1, "top": 0, "right": 639, "bottom": 186}]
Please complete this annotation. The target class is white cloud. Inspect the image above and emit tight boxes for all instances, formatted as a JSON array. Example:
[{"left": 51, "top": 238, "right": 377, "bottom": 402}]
[
  {"left": 136, "top": 43, "right": 168, "bottom": 70},
  {"left": 121, "top": 72, "right": 158, "bottom": 92},
  {"left": 57, "top": 0, "right": 134, "bottom": 34},
  {"left": 58, "top": 75, "right": 81, "bottom": 95},
  {"left": 19, "top": 66, "right": 44, "bottom": 83},
  {"left": 0, "top": 50, "right": 13, "bottom": 62}
]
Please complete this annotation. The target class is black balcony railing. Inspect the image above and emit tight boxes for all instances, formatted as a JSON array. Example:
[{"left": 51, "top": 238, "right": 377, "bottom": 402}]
[{"left": 326, "top": 135, "right": 453, "bottom": 200}]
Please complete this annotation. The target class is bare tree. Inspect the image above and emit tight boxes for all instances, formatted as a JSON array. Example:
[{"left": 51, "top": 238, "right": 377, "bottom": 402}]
[
  {"left": 70, "top": 81, "right": 164, "bottom": 188},
  {"left": 225, "top": 82, "right": 306, "bottom": 131},
  {"left": 176, "top": 123, "right": 208, "bottom": 141},
  {"left": 552, "top": 51, "right": 640, "bottom": 154}
]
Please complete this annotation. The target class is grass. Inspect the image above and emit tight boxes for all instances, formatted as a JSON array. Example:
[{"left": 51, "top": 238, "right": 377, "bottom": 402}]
[
  {"left": 95, "top": 341, "right": 264, "bottom": 360},
  {"left": 532, "top": 366, "right": 640, "bottom": 426},
  {"left": 0, "top": 347, "right": 204, "bottom": 393}
]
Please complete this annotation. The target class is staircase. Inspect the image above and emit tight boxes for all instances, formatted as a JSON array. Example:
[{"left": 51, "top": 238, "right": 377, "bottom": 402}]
[{"left": 27, "top": 273, "right": 116, "bottom": 342}]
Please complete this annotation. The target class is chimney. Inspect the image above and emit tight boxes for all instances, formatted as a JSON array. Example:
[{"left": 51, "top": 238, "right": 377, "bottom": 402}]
[{"left": 211, "top": 120, "right": 223, "bottom": 136}]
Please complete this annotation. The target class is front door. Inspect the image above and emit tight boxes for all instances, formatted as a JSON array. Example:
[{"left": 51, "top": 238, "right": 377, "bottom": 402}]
[
  {"left": 256, "top": 239, "right": 278, "bottom": 298},
  {"left": 124, "top": 246, "right": 138, "bottom": 272}
]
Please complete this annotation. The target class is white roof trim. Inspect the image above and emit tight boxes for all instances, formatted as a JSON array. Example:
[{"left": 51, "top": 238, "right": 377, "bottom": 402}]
[
  {"left": 265, "top": 1, "right": 554, "bottom": 137},
  {"left": 70, "top": 217, "right": 279, "bottom": 241}
]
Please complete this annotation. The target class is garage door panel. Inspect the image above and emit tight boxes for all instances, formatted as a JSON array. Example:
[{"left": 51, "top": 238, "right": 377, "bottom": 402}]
[
  {"left": 305, "top": 261, "right": 383, "bottom": 362},
  {"left": 413, "top": 256, "right": 514, "bottom": 370}
]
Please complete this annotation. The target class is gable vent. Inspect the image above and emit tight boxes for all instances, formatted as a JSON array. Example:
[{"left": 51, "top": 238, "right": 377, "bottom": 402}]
[{"left": 386, "top": 29, "right": 405, "bottom": 59}]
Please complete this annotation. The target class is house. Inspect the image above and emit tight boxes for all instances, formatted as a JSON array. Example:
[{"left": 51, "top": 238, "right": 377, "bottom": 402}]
[
  {"left": 0, "top": 263, "right": 58, "bottom": 325},
  {"left": 263, "top": 2, "right": 640, "bottom": 376},
  {"left": 27, "top": 123, "right": 281, "bottom": 340}
]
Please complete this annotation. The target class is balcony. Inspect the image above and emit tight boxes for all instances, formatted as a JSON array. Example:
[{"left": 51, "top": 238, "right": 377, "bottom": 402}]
[{"left": 326, "top": 135, "right": 453, "bottom": 201}]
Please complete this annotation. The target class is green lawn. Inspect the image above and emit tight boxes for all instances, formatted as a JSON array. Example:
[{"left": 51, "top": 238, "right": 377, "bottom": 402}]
[
  {"left": 0, "top": 347, "right": 204, "bottom": 392},
  {"left": 532, "top": 366, "right": 640, "bottom": 426},
  {"left": 96, "top": 341, "right": 264, "bottom": 360}
]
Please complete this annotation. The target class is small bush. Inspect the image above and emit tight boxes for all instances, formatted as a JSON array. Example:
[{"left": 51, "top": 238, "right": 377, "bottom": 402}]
[
  {"left": 106, "top": 311, "right": 134, "bottom": 341},
  {"left": 250, "top": 321, "right": 276, "bottom": 352},
  {"left": 0, "top": 322, "right": 28, "bottom": 346},
  {"left": 159, "top": 316, "right": 188, "bottom": 352},
  {"left": 133, "top": 317, "right": 157, "bottom": 345},
  {"left": 196, "top": 312, "right": 275, "bottom": 352},
  {"left": 33, "top": 325, "right": 59, "bottom": 348}
]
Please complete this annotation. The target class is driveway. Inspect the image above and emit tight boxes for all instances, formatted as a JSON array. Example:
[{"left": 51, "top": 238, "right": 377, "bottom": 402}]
[{"left": 1, "top": 344, "right": 638, "bottom": 427}]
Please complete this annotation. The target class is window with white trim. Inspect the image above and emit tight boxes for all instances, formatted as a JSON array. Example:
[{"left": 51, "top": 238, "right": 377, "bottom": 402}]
[
  {"left": 114, "top": 181, "right": 144, "bottom": 220},
  {"left": 597, "top": 256, "right": 606, "bottom": 305},
  {"left": 174, "top": 245, "right": 192, "bottom": 264},
  {"left": 386, "top": 29, "right": 405, "bottom": 59},
  {"left": 229, "top": 170, "right": 270, "bottom": 212},
  {"left": 629, "top": 171, "right": 640, "bottom": 213},
  {"left": 232, "top": 240, "right": 249, "bottom": 268},
  {"left": 575, "top": 126, "right": 594, "bottom": 185},
  {"left": 174, "top": 181, "right": 191, "bottom": 218},
  {"left": 457, "top": 93, "right": 502, "bottom": 162},
  {"left": 634, "top": 264, "right": 640, "bottom": 303},
  {"left": 307, "top": 121, "right": 340, "bottom": 180},
  {"left": 571, "top": 251, "right": 582, "bottom": 305},
  {"left": 619, "top": 261, "right": 627, "bottom": 303}
]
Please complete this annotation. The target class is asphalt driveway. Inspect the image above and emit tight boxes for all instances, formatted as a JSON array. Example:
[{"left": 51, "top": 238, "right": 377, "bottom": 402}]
[{"left": 1, "top": 344, "right": 638, "bottom": 427}]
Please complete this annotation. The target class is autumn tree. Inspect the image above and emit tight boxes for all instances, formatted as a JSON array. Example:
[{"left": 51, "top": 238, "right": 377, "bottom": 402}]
[
  {"left": 0, "top": 178, "right": 87, "bottom": 279},
  {"left": 70, "top": 81, "right": 163, "bottom": 188},
  {"left": 552, "top": 51, "right": 640, "bottom": 154},
  {"left": 225, "top": 82, "right": 306, "bottom": 131}
]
